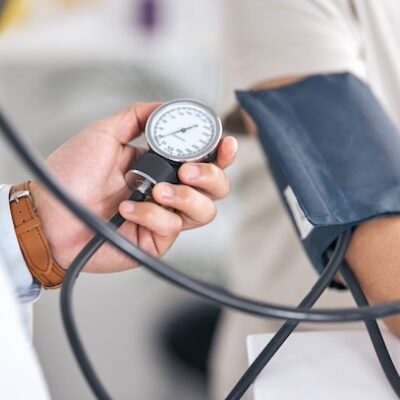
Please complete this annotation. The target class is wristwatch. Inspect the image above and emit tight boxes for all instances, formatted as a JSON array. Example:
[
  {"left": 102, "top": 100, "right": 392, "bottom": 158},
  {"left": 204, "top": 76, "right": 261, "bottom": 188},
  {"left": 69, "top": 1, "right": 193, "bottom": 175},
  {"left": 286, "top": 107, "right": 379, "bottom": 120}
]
[{"left": 9, "top": 182, "right": 65, "bottom": 289}]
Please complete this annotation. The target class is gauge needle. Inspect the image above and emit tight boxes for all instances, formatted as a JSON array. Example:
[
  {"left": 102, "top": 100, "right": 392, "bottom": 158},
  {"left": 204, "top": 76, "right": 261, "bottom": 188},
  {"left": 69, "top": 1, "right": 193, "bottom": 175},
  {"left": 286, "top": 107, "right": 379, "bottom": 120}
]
[
  {"left": 181, "top": 124, "right": 198, "bottom": 132},
  {"left": 158, "top": 124, "right": 198, "bottom": 139}
]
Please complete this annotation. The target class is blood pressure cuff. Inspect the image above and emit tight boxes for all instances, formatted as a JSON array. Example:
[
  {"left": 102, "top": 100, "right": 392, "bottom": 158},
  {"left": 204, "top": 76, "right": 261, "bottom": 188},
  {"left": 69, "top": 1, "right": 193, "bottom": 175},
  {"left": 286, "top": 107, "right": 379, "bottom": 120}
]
[{"left": 236, "top": 73, "right": 400, "bottom": 286}]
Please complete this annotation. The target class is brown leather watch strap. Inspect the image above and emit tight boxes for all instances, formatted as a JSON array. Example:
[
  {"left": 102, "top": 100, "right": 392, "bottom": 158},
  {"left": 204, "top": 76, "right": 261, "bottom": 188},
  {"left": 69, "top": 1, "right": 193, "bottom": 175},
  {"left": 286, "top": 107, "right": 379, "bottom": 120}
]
[{"left": 10, "top": 182, "right": 65, "bottom": 289}]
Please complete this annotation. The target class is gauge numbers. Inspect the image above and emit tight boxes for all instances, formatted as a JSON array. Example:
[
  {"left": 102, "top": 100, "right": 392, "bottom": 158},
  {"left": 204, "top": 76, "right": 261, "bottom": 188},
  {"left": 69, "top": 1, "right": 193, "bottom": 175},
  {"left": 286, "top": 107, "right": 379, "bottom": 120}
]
[{"left": 145, "top": 100, "right": 222, "bottom": 162}]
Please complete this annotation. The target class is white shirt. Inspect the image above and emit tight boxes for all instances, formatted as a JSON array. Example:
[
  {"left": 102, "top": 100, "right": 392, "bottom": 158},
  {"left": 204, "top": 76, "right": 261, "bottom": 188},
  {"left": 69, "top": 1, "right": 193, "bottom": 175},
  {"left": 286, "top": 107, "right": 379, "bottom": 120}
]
[
  {"left": 0, "top": 185, "right": 41, "bottom": 303},
  {"left": 218, "top": 0, "right": 400, "bottom": 131},
  {"left": 0, "top": 251, "right": 49, "bottom": 399},
  {"left": 0, "top": 184, "right": 48, "bottom": 399}
]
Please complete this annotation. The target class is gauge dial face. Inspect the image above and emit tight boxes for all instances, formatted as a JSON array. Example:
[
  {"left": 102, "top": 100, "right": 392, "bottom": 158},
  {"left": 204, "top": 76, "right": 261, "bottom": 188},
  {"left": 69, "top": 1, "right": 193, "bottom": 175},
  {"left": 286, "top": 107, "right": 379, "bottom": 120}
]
[{"left": 145, "top": 100, "right": 222, "bottom": 162}]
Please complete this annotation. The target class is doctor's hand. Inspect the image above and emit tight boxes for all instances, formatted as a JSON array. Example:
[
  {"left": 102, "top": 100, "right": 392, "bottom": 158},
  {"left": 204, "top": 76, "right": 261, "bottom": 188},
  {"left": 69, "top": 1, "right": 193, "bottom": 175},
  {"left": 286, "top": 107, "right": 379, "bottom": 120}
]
[{"left": 30, "top": 103, "right": 237, "bottom": 273}]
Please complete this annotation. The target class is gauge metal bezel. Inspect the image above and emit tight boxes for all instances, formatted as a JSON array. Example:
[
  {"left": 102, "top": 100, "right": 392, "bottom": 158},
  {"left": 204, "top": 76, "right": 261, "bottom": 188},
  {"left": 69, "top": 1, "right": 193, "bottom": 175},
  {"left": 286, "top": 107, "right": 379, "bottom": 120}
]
[{"left": 145, "top": 99, "right": 223, "bottom": 163}]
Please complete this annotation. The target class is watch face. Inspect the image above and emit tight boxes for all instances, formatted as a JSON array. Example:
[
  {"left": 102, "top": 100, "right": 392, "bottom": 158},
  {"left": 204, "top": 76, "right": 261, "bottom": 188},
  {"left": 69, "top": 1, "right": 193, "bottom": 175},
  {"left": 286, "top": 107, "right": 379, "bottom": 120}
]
[{"left": 145, "top": 100, "right": 223, "bottom": 162}]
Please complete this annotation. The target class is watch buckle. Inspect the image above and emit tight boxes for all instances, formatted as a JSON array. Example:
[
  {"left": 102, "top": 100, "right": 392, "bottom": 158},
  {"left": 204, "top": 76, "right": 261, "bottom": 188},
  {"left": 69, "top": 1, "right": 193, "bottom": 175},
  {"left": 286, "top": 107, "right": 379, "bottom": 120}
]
[{"left": 10, "top": 190, "right": 32, "bottom": 204}]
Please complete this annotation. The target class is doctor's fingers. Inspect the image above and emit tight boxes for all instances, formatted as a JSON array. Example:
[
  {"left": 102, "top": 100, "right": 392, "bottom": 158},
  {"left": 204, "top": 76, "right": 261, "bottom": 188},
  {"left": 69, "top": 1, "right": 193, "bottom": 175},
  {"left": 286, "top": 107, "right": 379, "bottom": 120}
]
[
  {"left": 95, "top": 102, "right": 162, "bottom": 145},
  {"left": 119, "top": 200, "right": 183, "bottom": 249},
  {"left": 178, "top": 162, "right": 231, "bottom": 201},
  {"left": 214, "top": 136, "right": 238, "bottom": 170},
  {"left": 178, "top": 136, "right": 237, "bottom": 200},
  {"left": 152, "top": 183, "right": 217, "bottom": 230}
]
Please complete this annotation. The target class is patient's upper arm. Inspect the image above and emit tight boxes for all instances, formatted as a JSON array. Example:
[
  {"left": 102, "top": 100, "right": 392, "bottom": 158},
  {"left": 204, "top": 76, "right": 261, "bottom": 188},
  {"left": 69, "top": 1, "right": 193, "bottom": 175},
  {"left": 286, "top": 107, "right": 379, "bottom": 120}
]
[{"left": 240, "top": 75, "right": 308, "bottom": 135}]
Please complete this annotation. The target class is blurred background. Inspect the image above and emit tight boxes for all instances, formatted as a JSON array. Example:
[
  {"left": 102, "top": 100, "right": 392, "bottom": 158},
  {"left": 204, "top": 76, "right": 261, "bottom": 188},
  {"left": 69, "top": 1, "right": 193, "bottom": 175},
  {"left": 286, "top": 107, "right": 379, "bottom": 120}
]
[{"left": 0, "top": 1, "right": 249, "bottom": 399}]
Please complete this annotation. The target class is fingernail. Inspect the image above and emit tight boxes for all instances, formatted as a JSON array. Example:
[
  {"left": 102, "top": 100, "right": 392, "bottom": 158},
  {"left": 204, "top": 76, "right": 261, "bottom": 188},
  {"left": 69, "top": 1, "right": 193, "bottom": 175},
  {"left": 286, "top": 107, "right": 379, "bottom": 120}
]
[
  {"left": 184, "top": 164, "right": 200, "bottom": 180},
  {"left": 122, "top": 202, "right": 135, "bottom": 213},
  {"left": 161, "top": 184, "right": 175, "bottom": 199},
  {"left": 230, "top": 137, "right": 238, "bottom": 153}
]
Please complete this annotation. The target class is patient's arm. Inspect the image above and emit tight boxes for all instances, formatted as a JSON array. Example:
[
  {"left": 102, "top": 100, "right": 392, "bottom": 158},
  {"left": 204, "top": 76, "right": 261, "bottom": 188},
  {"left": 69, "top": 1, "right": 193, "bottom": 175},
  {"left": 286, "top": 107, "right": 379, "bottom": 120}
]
[
  {"left": 346, "top": 217, "right": 400, "bottom": 336},
  {"left": 240, "top": 76, "right": 308, "bottom": 135},
  {"left": 242, "top": 75, "right": 400, "bottom": 337}
]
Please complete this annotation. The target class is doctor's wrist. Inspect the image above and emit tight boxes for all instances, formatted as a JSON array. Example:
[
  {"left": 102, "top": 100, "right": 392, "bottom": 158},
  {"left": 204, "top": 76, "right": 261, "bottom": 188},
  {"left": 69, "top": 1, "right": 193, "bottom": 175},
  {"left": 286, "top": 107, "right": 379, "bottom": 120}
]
[{"left": 30, "top": 180, "right": 91, "bottom": 271}]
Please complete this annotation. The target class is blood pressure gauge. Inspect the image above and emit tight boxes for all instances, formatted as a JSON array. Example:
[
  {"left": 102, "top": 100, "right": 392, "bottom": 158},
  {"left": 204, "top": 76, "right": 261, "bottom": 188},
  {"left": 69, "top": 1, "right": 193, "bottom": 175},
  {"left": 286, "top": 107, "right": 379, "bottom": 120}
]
[
  {"left": 125, "top": 100, "right": 223, "bottom": 198},
  {"left": 146, "top": 99, "right": 222, "bottom": 163}
]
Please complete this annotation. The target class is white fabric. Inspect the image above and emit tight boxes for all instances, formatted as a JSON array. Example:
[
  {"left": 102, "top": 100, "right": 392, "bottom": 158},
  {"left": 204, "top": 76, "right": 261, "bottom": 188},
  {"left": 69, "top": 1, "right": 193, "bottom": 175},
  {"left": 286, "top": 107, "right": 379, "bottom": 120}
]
[
  {"left": 0, "top": 250, "right": 50, "bottom": 399},
  {"left": 218, "top": 0, "right": 400, "bottom": 130},
  {"left": 0, "top": 184, "right": 41, "bottom": 330},
  {"left": 0, "top": 184, "right": 41, "bottom": 336},
  {"left": 0, "top": 184, "right": 47, "bottom": 397},
  {"left": 212, "top": 1, "right": 400, "bottom": 399},
  {"left": 247, "top": 331, "right": 400, "bottom": 400},
  {"left": 0, "top": 184, "right": 34, "bottom": 296}
]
